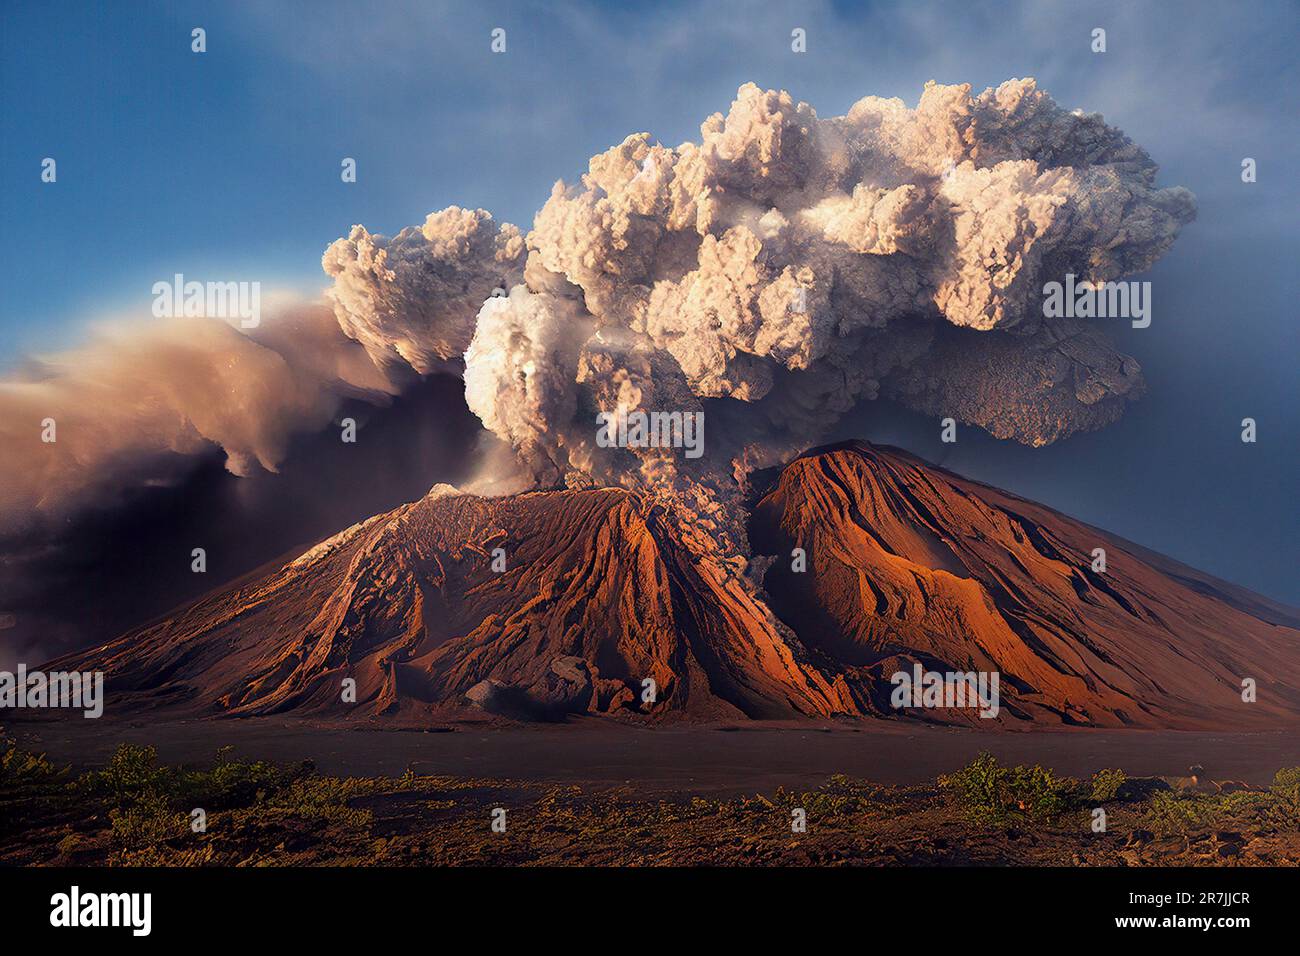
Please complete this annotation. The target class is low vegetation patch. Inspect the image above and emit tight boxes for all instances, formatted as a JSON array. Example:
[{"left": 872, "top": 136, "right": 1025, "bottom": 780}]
[
  {"left": 2, "top": 738, "right": 1297, "bottom": 866},
  {"left": 1, "top": 734, "right": 62, "bottom": 792},
  {"left": 1141, "top": 767, "right": 1300, "bottom": 836},
  {"left": 939, "top": 752, "right": 1079, "bottom": 823},
  {"left": 1089, "top": 768, "right": 1127, "bottom": 803}
]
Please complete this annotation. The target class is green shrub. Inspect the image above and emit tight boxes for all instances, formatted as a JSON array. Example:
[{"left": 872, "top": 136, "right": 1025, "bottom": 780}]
[
  {"left": 80, "top": 744, "right": 299, "bottom": 812},
  {"left": 109, "top": 791, "right": 186, "bottom": 850},
  {"left": 774, "top": 774, "right": 885, "bottom": 818},
  {"left": 1007, "top": 763, "right": 1074, "bottom": 819},
  {"left": 1144, "top": 791, "right": 1219, "bottom": 834},
  {"left": 1270, "top": 767, "right": 1300, "bottom": 818},
  {"left": 1143, "top": 787, "right": 1286, "bottom": 834},
  {"left": 1089, "top": 768, "right": 1127, "bottom": 802},
  {"left": 56, "top": 832, "right": 80, "bottom": 856},
  {"left": 184, "top": 756, "right": 293, "bottom": 809},
  {"left": 0, "top": 735, "right": 61, "bottom": 792},
  {"left": 1271, "top": 767, "right": 1300, "bottom": 799},
  {"left": 939, "top": 752, "right": 1003, "bottom": 815},
  {"left": 939, "top": 752, "right": 1077, "bottom": 823},
  {"left": 80, "top": 744, "right": 165, "bottom": 807}
]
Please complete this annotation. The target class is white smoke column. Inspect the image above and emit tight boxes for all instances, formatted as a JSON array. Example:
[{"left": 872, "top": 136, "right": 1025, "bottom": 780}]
[{"left": 463, "top": 286, "right": 593, "bottom": 483}]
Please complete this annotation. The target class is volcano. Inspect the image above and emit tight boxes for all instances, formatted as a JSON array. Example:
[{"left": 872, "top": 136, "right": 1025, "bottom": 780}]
[{"left": 51, "top": 442, "right": 1300, "bottom": 729}]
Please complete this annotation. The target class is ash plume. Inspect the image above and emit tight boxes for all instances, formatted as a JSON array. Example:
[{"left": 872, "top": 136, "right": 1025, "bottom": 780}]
[{"left": 455, "top": 78, "right": 1193, "bottom": 492}]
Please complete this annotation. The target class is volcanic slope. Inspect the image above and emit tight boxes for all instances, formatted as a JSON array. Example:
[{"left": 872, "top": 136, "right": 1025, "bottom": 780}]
[{"left": 53, "top": 444, "right": 1300, "bottom": 729}]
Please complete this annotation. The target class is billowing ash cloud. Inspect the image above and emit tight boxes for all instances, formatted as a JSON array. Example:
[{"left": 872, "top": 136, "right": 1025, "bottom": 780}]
[
  {"left": 0, "top": 79, "right": 1196, "bottom": 643},
  {"left": 449, "top": 79, "right": 1194, "bottom": 489},
  {"left": 322, "top": 206, "right": 526, "bottom": 374}
]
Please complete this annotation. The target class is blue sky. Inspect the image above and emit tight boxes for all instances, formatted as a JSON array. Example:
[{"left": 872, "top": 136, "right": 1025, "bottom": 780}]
[{"left": 1, "top": 0, "right": 1297, "bottom": 599}]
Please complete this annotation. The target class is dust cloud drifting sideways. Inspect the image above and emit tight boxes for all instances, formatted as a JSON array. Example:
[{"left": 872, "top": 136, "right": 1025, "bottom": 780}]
[
  {"left": 1, "top": 204, "right": 524, "bottom": 538},
  {"left": 1, "top": 302, "right": 394, "bottom": 537}
]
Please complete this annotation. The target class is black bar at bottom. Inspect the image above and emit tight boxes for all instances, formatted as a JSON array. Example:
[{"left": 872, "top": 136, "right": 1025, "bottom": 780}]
[{"left": 0, "top": 865, "right": 1293, "bottom": 942}]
